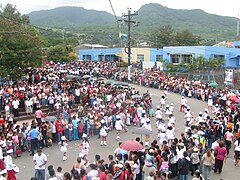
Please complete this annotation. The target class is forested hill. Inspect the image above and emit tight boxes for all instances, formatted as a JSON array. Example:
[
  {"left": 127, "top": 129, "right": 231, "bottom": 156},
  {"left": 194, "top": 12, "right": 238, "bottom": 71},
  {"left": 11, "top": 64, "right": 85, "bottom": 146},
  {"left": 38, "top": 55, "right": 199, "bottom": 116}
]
[{"left": 28, "top": 3, "right": 238, "bottom": 41}]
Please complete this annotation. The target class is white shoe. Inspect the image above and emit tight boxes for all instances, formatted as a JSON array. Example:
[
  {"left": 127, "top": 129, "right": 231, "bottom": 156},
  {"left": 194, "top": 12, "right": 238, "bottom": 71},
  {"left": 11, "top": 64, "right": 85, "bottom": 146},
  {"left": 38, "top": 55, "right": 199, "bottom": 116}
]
[
  {"left": 63, "top": 156, "right": 67, "bottom": 161},
  {"left": 116, "top": 136, "right": 120, "bottom": 141},
  {"left": 104, "top": 141, "right": 107, "bottom": 146},
  {"left": 100, "top": 141, "right": 103, "bottom": 146}
]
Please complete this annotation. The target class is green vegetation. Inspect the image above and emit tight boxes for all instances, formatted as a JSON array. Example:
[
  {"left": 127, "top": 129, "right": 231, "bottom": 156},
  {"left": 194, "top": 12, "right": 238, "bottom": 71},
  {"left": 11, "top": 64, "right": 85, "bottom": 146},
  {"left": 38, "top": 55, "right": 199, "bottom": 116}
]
[
  {"left": 27, "top": 3, "right": 238, "bottom": 45},
  {"left": 0, "top": 4, "right": 42, "bottom": 79}
]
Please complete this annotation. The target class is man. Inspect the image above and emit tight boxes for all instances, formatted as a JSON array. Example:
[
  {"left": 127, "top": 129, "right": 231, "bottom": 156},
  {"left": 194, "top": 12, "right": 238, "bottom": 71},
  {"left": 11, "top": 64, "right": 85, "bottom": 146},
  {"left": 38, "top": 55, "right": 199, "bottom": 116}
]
[
  {"left": 28, "top": 125, "right": 39, "bottom": 156},
  {"left": 33, "top": 149, "right": 47, "bottom": 180},
  {"left": 178, "top": 151, "right": 190, "bottom": 180},
  {"left": 12, "top": 97, "right": 20, "bottom": 117}
]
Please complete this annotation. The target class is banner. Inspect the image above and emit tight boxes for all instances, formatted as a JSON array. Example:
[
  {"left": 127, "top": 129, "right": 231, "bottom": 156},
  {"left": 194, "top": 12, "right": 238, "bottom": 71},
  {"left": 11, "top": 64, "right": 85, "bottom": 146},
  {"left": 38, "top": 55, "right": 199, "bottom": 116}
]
[{"left": 225, "top": 69, "right": 234, "bottom": 82}]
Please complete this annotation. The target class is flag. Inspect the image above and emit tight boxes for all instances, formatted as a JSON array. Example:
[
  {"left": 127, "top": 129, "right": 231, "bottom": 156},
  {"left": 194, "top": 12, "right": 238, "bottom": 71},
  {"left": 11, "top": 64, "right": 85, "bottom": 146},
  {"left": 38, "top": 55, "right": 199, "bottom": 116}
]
[{"left": 118, "top": 32, "right": 127, "bottom": 39}]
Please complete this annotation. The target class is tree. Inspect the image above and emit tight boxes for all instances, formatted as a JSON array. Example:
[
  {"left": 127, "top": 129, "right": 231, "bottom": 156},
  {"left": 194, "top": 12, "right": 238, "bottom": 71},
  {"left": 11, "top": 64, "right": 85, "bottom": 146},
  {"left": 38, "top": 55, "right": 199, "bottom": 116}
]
[
  {"left": 0, "top": 4, "right": 43, "bottom": 79},
  {"left": 174, "top": 30, "right": 202, "bottom": 46},
  {"left": 149, "top": 26, "right": 202, "bottom": 48},
  {"left": 149, "top": 25, "right": 175, "bottom": 48},
  {"left": 46, "top": 45, "right": 73, "bottom": 62}
]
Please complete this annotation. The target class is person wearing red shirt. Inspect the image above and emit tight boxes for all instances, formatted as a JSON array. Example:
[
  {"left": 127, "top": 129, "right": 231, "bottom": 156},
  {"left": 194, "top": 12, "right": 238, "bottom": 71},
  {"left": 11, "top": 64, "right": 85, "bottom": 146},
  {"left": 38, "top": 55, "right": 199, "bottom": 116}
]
[{"left": 98, "top": 165, "right": 107, "bottom": 180}]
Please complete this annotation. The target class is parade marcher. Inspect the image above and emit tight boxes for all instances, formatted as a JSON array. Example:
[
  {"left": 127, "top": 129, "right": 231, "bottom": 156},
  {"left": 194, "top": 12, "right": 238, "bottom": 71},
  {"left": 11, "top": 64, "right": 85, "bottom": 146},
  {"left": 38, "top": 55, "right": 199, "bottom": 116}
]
[
  {"left": 115, "top": 115, "right": 124, "bottom": 141},
  {"left": 80, "top": 134, "right": 90, "bottom": 156},
  {"left": 143, "top": 118, "right": 152, "bottom": 146},
  {"left": 4, "top": 149, "right": 17, "bottom": 180},
  {"left": 99, "top": 119, "right": 109, "bottom": 146},
  {"left": 59, "top": 136, "right": 68, "bottom": 161}
]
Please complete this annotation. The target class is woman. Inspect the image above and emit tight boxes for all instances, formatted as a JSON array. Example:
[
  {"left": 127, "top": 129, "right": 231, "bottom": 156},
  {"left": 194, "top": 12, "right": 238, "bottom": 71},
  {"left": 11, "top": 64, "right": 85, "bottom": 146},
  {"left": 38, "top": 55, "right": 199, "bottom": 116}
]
[
  {"left": 115, "top": 115, "right": 124, "bottom": 141},
  {"left": 190, "top": 148, "right": 200, "bottom": 176},
  {"left": 124, "top": 162, "right": 132, "bottom": 180},
  {"left": 99, "top": 120, "right": 109, "bottom": 146},
  {"left": 234, "top": 137, "right": 240, "bottom": 166},
  {"left": 63, "top": 172, "right": 71, "bottom": 180},
  {"left": 214, "top": 141, "right": 227, "bottom": 174},
  {"left": 201, "top": 148, "right": 215, "bottom": 180},
  {"left": 143, "top": 118, "right": 152, "bottom": 146}
]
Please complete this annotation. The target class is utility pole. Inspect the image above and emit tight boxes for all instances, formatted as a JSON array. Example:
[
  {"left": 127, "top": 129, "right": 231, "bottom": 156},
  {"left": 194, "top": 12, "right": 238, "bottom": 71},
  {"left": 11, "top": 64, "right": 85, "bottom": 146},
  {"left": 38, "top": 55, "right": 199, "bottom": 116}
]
[{"left": 122, "top": 8, "right": 138, "bottom": 81}]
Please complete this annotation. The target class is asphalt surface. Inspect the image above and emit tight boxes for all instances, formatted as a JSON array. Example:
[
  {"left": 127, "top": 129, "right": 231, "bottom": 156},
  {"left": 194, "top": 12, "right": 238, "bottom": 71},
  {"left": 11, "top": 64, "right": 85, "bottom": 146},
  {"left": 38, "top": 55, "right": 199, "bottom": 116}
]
[{"left": 14, "top": 83, "right": 239, "bottom": 180}]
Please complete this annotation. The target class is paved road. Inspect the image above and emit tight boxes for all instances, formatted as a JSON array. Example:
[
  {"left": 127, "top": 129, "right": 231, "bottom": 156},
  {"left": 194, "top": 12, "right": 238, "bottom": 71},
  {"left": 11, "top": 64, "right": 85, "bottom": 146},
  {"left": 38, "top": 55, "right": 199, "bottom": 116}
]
[{"left": 14, "top": 83, "right": 239, "bottom": 179}]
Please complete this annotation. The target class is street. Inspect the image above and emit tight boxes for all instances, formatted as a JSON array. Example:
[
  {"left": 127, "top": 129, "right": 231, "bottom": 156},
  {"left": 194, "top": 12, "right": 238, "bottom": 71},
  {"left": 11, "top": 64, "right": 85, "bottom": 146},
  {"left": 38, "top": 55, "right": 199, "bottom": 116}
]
[{"left": 14, "top": 82, "right": 239, "bottom": 179}]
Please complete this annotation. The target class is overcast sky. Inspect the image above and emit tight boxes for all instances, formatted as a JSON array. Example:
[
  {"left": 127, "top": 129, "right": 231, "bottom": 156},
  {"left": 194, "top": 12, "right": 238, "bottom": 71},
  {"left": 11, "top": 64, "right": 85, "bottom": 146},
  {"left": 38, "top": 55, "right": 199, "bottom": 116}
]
[{"left": 1, "top": 0, "right": 240, "bottom": 18}]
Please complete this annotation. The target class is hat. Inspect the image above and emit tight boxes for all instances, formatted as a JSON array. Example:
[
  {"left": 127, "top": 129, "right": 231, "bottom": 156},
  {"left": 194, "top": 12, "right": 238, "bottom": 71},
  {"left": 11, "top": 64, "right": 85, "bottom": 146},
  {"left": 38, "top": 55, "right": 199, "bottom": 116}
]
[
  {"left": 61, "top": 136, "right": 67, "bottom": 141},
  {"left": 7, "top": 149, "right": 13, "bottom": 154},
  {"left": 204, "top": 108, "right": 208, "bottom": 112},
  {"left": 166, "top": 104, "right": 169, "bottom": 107},
  {"left": 142, "top": 110, "right": 146, "bottom": 114},
  {"left": 79, "top": 153, "right": 84, "bottom": 158},
  {"left": 157, "top": 106, "right": 160, "bottom": 109},
  {"left": 187, "top": 106, "right": 190, "bottom": 110},
  {"left": 116, "top": 115, "right": 120, "bottom": 120},
  {"left": 100, "top": 119, "right": 105, "bottom": 124},
  {"left": 216, "top": 104, "right": 218, "bottom": 107},
  {"left": 170, "top": 103, "right": 173, "bottom": 106},
  {"left": 82, "top": 133, "right": 87, "bottom": 138},
  {"left": 199, "top": 111, "right": 202, "bottom": 115},
  {"left": 192, "top": 134, "right": 198, "bottom": 139},
  {"left": 149, "top": 149, "right": 154, "bottom": 153},
  {"left": 179, "top": 143, "right": 185, "bottom": 147},
  {"left": 193, "top": 148, "right": 199, "bottom": 152},
  {"left": 116, "top": 164, "right": 123, "bottom": 169},
  {"left": 146, "top": 118, "right": 150, "bottom": 123},
  {"left": 0, "top": 169, "right": 7, "bottom": 175}
]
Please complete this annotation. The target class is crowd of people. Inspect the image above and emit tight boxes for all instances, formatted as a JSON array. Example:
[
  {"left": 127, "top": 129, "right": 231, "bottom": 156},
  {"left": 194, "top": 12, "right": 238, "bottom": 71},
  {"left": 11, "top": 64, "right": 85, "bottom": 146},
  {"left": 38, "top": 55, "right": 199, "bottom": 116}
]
[{"left": 0, "top": 60, "right": 239, "bottom": 180}]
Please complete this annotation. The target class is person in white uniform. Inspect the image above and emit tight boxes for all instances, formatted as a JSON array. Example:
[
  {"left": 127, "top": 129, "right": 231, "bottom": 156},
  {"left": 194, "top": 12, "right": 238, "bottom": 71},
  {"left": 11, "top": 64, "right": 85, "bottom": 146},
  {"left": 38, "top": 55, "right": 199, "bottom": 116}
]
[
  {"left": 99, "top": 120, "right": 109, "bottom": 146},
  {"left": 115, "top": 115, "right": 124, "bottom": 141}
]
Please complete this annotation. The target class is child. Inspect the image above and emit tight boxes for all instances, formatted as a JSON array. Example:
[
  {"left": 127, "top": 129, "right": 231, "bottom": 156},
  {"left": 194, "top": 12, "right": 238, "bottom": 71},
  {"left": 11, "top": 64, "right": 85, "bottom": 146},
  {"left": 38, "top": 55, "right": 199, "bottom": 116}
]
[
  {"left": 47, "top": 137, "right": 52, "bottom": 147},
  {"left": 56, "top": 166, "right": 63, "bottom": 180},
  {"left": 59, "top": 136, "right": 68, "bottom": 161}
]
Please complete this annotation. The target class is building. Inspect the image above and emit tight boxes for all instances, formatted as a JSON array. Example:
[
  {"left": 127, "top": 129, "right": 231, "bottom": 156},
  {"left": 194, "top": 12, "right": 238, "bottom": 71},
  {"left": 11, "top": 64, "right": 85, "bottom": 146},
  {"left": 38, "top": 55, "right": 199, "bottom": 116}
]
[{"left": 78, "top": 41, "right": 240, "bottom": 68}]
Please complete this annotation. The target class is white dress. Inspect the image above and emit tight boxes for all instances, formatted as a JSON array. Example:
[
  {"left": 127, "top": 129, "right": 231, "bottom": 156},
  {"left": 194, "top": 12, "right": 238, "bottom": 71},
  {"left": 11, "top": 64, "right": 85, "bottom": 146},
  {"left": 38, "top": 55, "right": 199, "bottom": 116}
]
[
  {"left": 166, "top": 128, "right": 175, "bottom": 140},
  {"left": 60, "top": 142, "right": 68, "bottom": 153},
  {"left": 159, "top": 132, "right": 167, "bottom": 145},
  {"left": 100, "top": 126, "right": 108, "bottom": 137},
  {"left": 115, "top": 120, "right": 124, "bottom": 131},
  {"left": 82, "top": 141, "right": 90, "bottom": 155}
]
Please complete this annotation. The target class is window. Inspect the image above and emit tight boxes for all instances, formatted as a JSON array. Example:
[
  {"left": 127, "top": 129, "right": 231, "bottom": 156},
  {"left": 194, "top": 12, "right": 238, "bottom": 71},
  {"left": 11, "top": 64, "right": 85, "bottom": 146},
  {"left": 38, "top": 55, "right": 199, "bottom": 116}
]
[
  {"left": 137, "top": 54, "right": 144, "bottom": 62},
  {"left": 171, "top": 54, "right": 180, "bottom": 64},
  {"left": 214, "top": 55, "right": 224, "bottom": 60},
  {"left": 182, "top": 54, "right": 193, "bottom": 63},
  {"left": 83, "top": 55, "right": 91, "bottom": 60},
  {"left": 156, "top": 55, "right": 163, "bottom": 62}
]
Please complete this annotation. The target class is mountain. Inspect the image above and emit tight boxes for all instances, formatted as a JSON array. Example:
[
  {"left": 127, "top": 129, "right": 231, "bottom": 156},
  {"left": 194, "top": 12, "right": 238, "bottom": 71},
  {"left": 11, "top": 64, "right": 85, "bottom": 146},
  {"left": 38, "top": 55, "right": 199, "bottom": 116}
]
[{"left": 28, "top": 3, "right": 238, "bottom": 42}]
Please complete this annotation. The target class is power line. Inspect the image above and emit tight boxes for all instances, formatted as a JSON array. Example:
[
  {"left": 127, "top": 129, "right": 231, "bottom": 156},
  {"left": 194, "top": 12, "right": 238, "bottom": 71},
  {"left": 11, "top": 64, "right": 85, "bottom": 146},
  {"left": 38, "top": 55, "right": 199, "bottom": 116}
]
[{"left": 108, "top": 0, "right": 120, "bottom": 30}]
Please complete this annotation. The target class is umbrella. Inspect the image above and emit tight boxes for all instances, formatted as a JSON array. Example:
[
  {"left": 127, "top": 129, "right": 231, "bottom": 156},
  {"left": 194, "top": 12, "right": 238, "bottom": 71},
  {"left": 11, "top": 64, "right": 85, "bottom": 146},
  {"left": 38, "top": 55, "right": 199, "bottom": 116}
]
[
  {"left": 43, "top": 116, "right": 57, "bottom": 122},
  {"left": 131, "top": 94, "right": 141, "bottom": 99},
  {"left": 132, "top": 127, "right": 153, "bottom": 135},
  {"left": 208, "top": 82, "right": 218, "bottom": 87},
  {"left": 193, "top": 81, "right": 201, "bottom": 85},
  {"left": 105, "top": 80, "right": 114, "bottom": 85},
  {"left": 120, "top": 140, "right": 143, "bottom": 151},
  {"left": 82, "top": 75, "right": 91, "bottom": 79},
  {"left": 65, "top": 75, "right": 76, "bottom": 80},
  {"left": 229, "top": 96, "right": 238, "bottom": 102}
]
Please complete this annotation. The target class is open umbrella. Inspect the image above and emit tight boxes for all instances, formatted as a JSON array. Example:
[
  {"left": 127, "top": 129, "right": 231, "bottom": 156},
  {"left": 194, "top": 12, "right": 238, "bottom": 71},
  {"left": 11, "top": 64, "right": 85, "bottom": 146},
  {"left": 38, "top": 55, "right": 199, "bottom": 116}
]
[
  {"left": 132, "top": 127, "right": 153, "bottom": 135},
  {"left": 120, "top": 140, "right": 143, "bottom": 151},
  {"left": 43, "top": 116, "right": 57, "bottom": 122},
  {"left": 65, "top": 75, "right": 76, "bottom": 80},
  {"left": 82, "top": 75, "right": 91, "bottom": 79},
  {"left": 230, "top": 96, "right": 238, "bottom": 102},
  {"left": 131, "top": 94, "right": 141, "bottom": 99},
  {"left": 105, "top": 80, "right": 114, "bottom": 85},
  {"left": 208, "top": 82, "right": 218, "bottom": 87}
]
